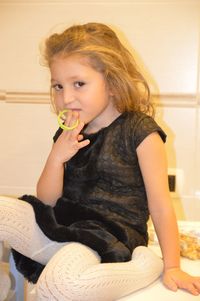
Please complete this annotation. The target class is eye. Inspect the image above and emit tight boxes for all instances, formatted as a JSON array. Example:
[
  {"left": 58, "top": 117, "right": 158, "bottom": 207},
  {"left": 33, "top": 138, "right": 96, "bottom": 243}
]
[
  {"left": 74, "top": 81, "right": 85, "bottom": 88},
  {"left": 52, "top": 84, "right": 63, "bottom": 91}
]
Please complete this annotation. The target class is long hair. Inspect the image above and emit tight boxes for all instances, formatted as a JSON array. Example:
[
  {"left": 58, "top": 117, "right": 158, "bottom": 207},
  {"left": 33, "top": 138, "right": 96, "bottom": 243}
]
[{"left": 43, "top": 22, "right": 154, "bottom": 116}]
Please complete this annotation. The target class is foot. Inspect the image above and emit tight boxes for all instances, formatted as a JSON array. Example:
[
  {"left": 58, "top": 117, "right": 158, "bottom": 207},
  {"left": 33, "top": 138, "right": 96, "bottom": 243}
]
[{"left": 0, "top": 269, "right": 11, "bottom": 301}]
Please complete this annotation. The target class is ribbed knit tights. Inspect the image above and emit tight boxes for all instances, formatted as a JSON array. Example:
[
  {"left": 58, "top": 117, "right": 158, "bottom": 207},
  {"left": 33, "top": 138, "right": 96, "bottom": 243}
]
[
  {"left": 0, "top": 196, "right": 66, "bottom": 264},
  {"left": 0, "top": 196, "right": 163, "bottom": 301}
]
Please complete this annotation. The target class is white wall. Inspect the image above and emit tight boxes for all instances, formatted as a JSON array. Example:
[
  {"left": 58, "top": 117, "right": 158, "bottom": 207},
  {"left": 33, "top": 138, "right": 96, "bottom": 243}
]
[
  {"left": 0, "top": 0, "right": 199, "bottom": 94},
  {"left": 0, "top": 0, "right": 200, "bottom": 220}
]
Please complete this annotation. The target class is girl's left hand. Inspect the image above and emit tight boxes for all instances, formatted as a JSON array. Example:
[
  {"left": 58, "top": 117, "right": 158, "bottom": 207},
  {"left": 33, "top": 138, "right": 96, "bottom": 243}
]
[{"left": 163, "top": 268, "right": 200, "bottom": 295}]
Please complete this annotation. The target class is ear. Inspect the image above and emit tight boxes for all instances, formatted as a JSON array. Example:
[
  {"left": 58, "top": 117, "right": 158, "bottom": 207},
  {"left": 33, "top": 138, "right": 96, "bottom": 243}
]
[
  {"left": 105, "top": 81, "right": 114, "bottom": 97},
  {"left": 108, "top": 87, "right": 115, "bottom": 97}
]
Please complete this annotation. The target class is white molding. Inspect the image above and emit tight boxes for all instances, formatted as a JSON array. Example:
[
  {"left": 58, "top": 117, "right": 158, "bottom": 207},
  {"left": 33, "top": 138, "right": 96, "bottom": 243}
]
[
  {"left": 0, "top": 90, "right": 199, "bottom": 107},
  {"left": 0, "top": 186, "right": 36, "bottom": 197},
  {"left": 154, "top": 93, "right": 198, "bottom": 107},
  {"left": 0, "top": 0, "right": 199, "bottom": 3},
  {"left": 0, "top": 90, "right": 50, "bottom": 104}
]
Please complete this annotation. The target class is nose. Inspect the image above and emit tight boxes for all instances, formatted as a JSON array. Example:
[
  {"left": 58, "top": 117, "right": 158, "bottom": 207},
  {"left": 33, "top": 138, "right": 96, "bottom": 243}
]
[{"left": 63, "top": 89, "right": 75, "bottom": 106}]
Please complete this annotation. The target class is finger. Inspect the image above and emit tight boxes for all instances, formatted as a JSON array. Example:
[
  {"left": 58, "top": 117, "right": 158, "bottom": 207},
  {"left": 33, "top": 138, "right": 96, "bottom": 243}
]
[
  {"left": 182, "top": 277, "right": 200, "bottom": 295},
  {"left": 72, "top": 120, "right": 85, "bottom": 135},
  {"left": 194, "top": 279, "right": 200, "bottom": 291},
  {"left": 78, "top": 134, "right": 84, "bottom": 141},
  {"left": 69, "top": 110, "right": 79, "bottom": 127},
  {"left": 78, "top": 139, "right": 90, "bottom": 149},
  {"left": 163, "top": 275, "right": 178, "bottom": 292},
  {"left": 167, "top": 280, "right": 178, "bottom": 292},
  {"left": 182, "top": 283, "right": 199, "bottom": 296},
  {"left": 64, "top": 110, "right": 73, "bottom": 126},
  {"left": 62, "top": 111, "right": 79, "bottom": 133}
]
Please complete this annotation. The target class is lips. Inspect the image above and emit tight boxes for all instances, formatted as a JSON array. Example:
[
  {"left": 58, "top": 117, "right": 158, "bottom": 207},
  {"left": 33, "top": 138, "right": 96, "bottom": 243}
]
[{"left": 67, "top": 108, "right": 81, "bottom": 111}]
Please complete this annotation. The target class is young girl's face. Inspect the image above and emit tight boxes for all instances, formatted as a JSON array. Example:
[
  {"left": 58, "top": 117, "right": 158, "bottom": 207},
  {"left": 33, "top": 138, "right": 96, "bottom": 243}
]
[{"left": 50, "top": 54, "right": 119, "bottom": 132}]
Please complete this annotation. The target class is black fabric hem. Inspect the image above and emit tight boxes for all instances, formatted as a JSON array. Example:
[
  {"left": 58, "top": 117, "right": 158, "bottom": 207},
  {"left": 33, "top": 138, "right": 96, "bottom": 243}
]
[{"left": 12, "top": 194, "right": 147, "bottom": 283}]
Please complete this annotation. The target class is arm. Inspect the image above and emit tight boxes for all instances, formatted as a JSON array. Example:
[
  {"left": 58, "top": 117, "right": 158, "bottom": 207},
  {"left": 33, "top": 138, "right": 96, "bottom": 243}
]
[
  {"left": 37, "top": 112, "right": 90, "bottom": 207},
  {"left": 136, "top": 132, "right": 200, "bottom": 295},
  {"left": 36, "top": 152, "right": 64, "bottom": 207}
]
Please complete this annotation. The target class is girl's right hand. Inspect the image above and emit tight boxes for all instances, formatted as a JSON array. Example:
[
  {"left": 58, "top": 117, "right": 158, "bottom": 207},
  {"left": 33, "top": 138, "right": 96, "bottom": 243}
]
[
  {"left": 49, "top": 111, "right": 90, "bottom": 165},
  {"left": 163, "top": 267, "right": 200, "bottom": 295}
]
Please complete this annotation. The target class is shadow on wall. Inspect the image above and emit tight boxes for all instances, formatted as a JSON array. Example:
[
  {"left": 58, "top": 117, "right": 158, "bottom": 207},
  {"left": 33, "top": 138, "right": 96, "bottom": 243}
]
[{"left": 111, "top": 25, "right": 186, "bottom": 220}]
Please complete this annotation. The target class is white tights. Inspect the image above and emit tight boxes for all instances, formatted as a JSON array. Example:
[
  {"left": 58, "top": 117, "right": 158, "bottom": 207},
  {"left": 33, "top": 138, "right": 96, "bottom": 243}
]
[{"left": 0, "top": 196, "right": 163, "bottom": 301}]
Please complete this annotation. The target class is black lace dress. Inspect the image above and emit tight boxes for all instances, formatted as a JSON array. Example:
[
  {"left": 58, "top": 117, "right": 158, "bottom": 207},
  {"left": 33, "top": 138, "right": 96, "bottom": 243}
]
[{"left": 12, "top": 111, "right": 166, "bottom": 283}]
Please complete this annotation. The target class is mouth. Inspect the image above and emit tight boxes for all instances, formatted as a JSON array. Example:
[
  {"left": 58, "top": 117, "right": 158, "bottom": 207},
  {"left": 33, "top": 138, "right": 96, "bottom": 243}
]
[{"left": 67, "top": 108, "right": 82, "bottom": 112}]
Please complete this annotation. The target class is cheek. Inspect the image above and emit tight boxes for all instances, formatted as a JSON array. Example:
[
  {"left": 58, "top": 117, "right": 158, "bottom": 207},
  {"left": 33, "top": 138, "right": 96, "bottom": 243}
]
[
  {"left": 82, "top": 86, "right": 109, "bottom": 111},
  {"left": 54, "top": 98, "right": 64, "bottom": 112}
]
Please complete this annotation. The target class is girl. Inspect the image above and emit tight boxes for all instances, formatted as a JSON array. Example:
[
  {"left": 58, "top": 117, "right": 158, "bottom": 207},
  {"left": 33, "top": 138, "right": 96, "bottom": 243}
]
[{"left": 0, "top": 22, "right": 200, "bottom": 301}]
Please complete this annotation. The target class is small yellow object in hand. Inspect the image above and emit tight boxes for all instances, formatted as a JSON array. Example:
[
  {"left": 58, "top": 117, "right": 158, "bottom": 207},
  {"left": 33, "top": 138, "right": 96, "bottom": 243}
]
[{"left": 57, "top": 109, "right": 79, "bottom": 131}]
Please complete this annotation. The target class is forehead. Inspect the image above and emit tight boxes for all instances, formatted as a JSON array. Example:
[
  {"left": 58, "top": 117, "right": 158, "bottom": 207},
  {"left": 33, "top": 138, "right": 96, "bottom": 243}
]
[
  {"left": 50, "top": 54, "right": 91, "bottom": 70},
  {"left": 50, "top": 54, "right": 104, "bottom": 80}
]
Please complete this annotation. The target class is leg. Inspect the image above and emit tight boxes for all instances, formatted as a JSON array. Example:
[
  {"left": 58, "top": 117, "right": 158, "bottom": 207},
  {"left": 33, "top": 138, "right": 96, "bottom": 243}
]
[
  {"left": 0, "top": 269, "right": 11, "bottom": 301},
  {"left": 36, "top": 242, "right": 163, "bottom": 301},
  {"left": 0, "top": 196, "right": 66, "bottom": 265},
  {"left": 0, "top": 242, "right": 11, "bottom": 301}
]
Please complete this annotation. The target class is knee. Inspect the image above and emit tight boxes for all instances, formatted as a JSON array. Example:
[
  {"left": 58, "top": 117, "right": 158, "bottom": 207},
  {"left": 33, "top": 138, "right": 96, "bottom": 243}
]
[
  {"left": 0, "top": 196, "right": 16, "bottom": 205},
  {"left": 36, "top": 243, "right": 100, "bottom": 301},
  {"left": 36, "top": 267, "right": 83, "bottom": 301},
  {"left": 36, "top": 276, "right": 50, "bottom": 301},
  {"left": 0, "top": 197, "right": 10, "bottom": 224},
  {"left": 0, "top": 197, "right": 20, "bottom": 217},
  {"left": 0, "top": 196, "right": 8, "bottom": 211}
]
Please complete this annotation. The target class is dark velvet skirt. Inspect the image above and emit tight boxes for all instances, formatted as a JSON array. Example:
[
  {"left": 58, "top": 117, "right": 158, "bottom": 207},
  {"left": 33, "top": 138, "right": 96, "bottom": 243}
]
[{"left": 11, "top": 194, "right": 147, "bottom": 283}]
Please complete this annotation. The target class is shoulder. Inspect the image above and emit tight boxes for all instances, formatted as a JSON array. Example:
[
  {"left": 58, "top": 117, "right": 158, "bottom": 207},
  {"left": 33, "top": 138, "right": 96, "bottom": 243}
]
[
  {"left": 122, "top": 111, "right": 167, "bottom": 149},
  {"left": 123, "top": 111, "right": 157, "bottom": 128}
]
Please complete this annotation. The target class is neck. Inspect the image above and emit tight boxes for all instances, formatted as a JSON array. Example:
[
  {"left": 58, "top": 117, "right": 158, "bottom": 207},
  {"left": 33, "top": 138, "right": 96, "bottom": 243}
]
[{"left": 85, "top": 110, "right": 121, "bottom": 134}]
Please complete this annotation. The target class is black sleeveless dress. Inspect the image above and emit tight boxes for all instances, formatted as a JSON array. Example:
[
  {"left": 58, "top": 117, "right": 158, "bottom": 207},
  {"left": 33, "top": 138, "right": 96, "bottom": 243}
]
[{"left": 12, "top": 111, "right": 166, "bottom": 283}]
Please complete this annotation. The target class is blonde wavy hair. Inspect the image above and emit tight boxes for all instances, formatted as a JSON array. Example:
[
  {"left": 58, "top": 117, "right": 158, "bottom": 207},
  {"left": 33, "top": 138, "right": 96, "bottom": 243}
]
[{"left": 43, "top": 22, "right": 154, "bottom": 116}]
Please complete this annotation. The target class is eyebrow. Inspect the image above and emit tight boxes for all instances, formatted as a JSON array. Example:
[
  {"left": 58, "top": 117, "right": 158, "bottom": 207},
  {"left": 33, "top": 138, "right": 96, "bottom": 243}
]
[{"left": 51, "top": 75, "right": 82, "bottom": 83}]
